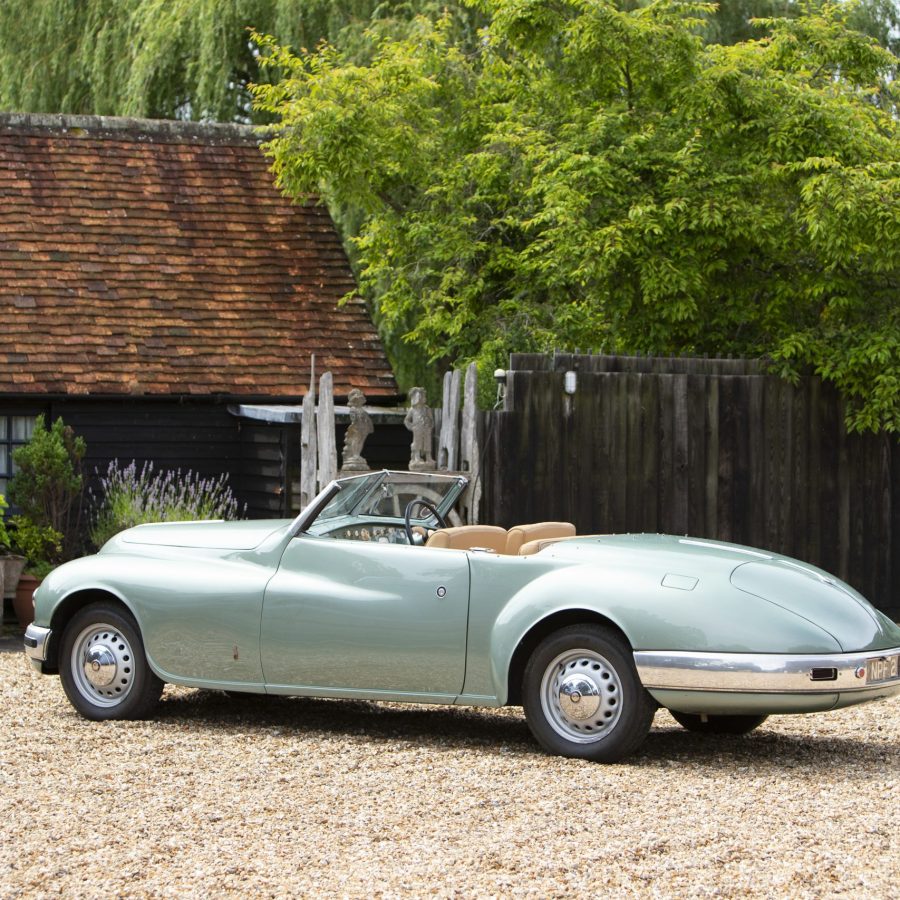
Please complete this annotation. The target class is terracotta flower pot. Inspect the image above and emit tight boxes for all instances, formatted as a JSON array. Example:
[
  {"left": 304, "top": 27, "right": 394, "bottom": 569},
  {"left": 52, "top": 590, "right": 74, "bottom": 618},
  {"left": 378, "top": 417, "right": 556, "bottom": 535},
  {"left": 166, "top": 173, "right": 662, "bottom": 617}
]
[{"left": 13, "top": 574, "right": 41, "bottom": 629}]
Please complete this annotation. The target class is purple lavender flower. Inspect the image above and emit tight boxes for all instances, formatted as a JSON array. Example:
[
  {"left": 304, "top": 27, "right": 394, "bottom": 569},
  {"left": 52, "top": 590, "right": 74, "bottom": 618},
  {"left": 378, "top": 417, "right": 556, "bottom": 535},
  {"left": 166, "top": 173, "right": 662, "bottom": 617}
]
[{"left": 90, "top": 460, "right": 246, "bottom": 548}]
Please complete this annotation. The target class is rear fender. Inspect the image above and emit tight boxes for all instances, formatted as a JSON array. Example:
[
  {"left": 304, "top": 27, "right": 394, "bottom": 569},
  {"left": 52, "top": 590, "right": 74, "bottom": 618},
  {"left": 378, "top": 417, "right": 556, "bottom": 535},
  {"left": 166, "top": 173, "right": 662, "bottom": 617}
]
[
  {"left": 481, "top": 567, "right": 637, "bottom": 704},
  {"left": 476, "top": 564, "right": 843, "bottom": 705}
]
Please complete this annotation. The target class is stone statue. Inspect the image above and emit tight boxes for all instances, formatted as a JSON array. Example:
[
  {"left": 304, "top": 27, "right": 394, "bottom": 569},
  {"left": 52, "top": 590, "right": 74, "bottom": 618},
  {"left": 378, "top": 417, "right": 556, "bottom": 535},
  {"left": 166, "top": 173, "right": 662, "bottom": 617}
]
[
  {"left": 341, "top": 388, "right": 373, "bottom": 472},
  {"left": 404, "top": 386, "right": 435, "bottom": 471}
]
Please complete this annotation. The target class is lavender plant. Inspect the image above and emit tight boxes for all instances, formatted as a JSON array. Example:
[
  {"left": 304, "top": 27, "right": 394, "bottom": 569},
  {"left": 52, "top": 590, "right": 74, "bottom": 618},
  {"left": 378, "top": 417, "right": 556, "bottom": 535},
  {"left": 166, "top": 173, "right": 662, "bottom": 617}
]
[{"left": 90, "top": 461, "right": 245, "bottom": 549}]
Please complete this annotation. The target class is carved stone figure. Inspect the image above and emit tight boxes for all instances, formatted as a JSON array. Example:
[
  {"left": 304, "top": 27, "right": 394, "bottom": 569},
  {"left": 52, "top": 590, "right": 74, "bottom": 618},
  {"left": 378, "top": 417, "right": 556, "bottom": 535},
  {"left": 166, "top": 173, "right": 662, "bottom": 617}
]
[
  {"left": 404, "top": 386, "right": 435, "bottom": 471},
  {"left": 341, "top": 388, "right": 373, "bottom": 472}
]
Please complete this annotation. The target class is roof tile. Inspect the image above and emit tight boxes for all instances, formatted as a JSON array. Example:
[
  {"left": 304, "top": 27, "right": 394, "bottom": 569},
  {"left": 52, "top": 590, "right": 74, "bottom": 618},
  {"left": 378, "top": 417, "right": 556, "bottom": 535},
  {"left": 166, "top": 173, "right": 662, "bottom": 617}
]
[{"left": 0, "top": 114, "right": 397, "bottom": 399}]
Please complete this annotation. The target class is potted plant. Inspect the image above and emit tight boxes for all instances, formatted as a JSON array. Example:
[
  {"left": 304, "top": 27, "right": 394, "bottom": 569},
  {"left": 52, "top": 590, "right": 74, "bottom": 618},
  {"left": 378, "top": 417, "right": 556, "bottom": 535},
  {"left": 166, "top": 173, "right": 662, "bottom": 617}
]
[
  {"left": 0, "top": 494, "right": 27, "bottom": 619},
  {"left": 7, "top": 516, "right": 62, "bottom": 628},
  {"left": 6, "top": 416, "right": 85, "bottom": 627}
]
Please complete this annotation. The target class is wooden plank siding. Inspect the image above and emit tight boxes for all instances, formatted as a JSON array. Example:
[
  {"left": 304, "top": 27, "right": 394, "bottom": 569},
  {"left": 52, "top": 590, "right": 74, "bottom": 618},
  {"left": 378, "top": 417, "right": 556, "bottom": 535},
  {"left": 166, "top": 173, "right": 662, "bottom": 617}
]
[
  {"left": 42, "top": 398, "right": 259, "bottom": 514},
  {"left": 1, "top": 398, "right": 414, "bottom": 523},
  {"left": 482, "top": 355, "right": 899, "bottom": 619}
]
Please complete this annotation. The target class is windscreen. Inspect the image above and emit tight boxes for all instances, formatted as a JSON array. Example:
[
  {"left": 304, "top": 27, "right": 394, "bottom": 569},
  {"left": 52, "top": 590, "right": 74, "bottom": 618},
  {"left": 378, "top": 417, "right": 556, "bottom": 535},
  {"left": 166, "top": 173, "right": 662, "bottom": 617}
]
[{"left": 313, "top": 471, "right": 466, "bottom": 523}]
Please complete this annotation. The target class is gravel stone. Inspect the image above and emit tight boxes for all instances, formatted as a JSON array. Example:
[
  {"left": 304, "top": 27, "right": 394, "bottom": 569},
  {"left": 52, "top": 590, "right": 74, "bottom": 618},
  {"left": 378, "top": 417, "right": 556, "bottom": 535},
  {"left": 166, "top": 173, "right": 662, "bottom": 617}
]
[{"left": 1, "top": 651, "right": 898, "bottom": 898}]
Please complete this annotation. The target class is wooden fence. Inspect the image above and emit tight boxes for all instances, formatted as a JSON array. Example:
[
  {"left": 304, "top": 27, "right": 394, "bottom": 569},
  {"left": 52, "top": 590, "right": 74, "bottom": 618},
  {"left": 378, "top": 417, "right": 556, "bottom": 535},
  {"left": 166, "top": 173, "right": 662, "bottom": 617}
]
[{"left": 481, "top": 353, "right": 899, "bottom": 618}]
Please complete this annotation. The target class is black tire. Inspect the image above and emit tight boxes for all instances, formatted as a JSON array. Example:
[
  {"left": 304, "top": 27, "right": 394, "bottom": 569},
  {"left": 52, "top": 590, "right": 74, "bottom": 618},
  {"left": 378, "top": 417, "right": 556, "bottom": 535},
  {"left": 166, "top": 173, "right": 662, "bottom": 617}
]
[
  {"left": 522, "top": 624, "right": 656, "bottom": 763},
  {"left": 59, "top": 602, "right": 163, "bottom": 721},
  {"left": 670, "top": 711, "right": 769, "bottom": 735}
]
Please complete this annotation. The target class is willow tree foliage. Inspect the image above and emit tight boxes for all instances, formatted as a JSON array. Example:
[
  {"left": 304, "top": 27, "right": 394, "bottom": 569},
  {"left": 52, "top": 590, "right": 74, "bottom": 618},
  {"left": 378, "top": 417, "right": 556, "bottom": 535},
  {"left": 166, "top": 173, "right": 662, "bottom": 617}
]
[
  {"left": 0, "top": 0, "right": 483, "bottom": 121},
  {"left": 702, "top": 0, "right": 900, "bottom": 47},
  {"left": 253, "top": 0, "right": 900, "bottom": 431},
  {"left": 1, "top": 0, "right": 894, "bottom": 120}
]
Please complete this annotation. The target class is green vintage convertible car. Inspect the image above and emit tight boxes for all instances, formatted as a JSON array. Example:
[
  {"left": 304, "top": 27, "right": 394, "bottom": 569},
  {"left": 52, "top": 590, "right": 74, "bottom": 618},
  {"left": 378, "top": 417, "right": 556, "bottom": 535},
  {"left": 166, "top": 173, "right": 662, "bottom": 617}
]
[{"left": 24, "top": 469, "right": 900, "bottom": 762}]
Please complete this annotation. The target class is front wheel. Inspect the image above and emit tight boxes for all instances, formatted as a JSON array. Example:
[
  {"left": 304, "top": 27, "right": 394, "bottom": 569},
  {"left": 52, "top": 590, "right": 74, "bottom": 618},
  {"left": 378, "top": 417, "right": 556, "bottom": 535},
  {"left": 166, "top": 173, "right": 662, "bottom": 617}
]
[
  {"left": 522, "top": 624, "right": 656, "bottom": 763},
  {"left": 670, "top": 711, "right": 768, "bottom": 735},
  {"left": 59, "top": 603, "right": 163, "bottom": 720}
]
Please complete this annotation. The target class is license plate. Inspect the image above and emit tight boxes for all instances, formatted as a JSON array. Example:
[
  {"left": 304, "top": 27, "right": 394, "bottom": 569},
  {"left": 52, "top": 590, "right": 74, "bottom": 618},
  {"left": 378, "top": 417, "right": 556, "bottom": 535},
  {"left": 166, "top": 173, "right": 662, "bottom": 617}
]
[{"left": 866, "top": 653, "right": 900, "bottom": 685}]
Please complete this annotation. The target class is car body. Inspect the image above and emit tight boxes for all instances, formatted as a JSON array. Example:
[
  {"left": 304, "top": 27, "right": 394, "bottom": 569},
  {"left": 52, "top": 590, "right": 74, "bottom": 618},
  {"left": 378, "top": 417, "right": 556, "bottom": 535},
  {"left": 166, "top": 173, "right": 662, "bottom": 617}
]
[{"left": 24, "top": 469, "right": 900, "bottom": 762}]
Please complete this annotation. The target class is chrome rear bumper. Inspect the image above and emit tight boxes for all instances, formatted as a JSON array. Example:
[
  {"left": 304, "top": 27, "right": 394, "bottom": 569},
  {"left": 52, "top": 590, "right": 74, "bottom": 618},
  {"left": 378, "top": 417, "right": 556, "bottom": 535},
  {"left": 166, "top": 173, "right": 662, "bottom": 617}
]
[
  {"left": 634, "top": 648, "right": 900, "bottom": 698},
  {"left": 24, "top": 623, "right": 52, "bottom": 672}
]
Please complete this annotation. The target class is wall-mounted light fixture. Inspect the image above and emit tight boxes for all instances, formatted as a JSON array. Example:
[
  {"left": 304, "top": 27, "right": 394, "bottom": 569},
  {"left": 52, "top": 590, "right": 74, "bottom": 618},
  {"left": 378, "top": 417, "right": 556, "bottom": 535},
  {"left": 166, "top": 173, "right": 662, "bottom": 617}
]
[{"left": 564, "top": 370, "right": 577, "bottom": 395}]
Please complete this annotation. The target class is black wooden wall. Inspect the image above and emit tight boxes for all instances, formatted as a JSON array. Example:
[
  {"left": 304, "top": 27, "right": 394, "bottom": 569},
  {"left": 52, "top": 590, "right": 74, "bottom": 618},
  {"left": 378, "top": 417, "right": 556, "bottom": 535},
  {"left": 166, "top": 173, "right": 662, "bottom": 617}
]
[
  {"left": 240, "top": 419, "right": 410, "bottom": 518},
  {"left": 1, "top": 398, "right": 410, "bottom": 524},
  {"left": 33, "top": 397, "right": 249, "bottom": 511},
  {"left": 482, "top": 354, "right": 899, "bottom": 619}
]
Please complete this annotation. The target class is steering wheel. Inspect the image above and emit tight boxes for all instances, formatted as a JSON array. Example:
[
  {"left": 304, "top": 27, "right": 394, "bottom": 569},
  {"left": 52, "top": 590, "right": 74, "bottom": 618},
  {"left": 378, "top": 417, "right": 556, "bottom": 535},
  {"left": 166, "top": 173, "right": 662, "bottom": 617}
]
[{"left": 404, "top": 498, "right": 447, "bottom": 546}]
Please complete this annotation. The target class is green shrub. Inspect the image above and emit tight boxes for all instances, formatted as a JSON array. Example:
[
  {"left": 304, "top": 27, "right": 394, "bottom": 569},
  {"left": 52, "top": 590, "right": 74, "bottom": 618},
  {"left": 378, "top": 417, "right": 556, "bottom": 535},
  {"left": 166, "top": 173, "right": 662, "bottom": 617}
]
[
  {"left": 9, "top": 415, "right": 85, "bottom": 561},
  {"left": 90, "top": 460, "right": 245, "bottom": 548},
  {"left": 8, "top": 517, "right": 62, "bottom": 579},
  {"left": 0, "top": 494, "right": 9, "bottom": 550}
]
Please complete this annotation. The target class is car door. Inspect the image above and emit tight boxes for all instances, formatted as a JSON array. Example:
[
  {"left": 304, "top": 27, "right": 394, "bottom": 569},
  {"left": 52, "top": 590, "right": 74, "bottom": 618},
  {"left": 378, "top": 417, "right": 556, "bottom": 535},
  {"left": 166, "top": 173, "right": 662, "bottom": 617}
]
[{"left": 260, "top": 535, "right": 470, "bottom": 699}]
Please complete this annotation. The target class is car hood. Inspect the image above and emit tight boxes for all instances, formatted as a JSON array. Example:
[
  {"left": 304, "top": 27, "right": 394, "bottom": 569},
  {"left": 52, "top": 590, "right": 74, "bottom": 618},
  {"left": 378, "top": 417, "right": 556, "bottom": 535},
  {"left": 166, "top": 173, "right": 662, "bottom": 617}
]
[{"left": 112, "top": 519, "right": 290, "bottom": 551}]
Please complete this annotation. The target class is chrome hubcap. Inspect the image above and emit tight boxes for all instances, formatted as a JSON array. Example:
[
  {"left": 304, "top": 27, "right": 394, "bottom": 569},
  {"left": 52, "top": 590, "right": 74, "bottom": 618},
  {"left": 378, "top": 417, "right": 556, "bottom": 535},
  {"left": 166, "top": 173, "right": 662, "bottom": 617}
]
[
  {"left": 540, "top": 648, "right": 623, "bottom": 743},
  {"left": 70, "top": 624, "right": 136, "bottom": 707},
  {"left": 84, "top": 644, "right": 117, "bottom": 687},
  {"left": 559, "top": 675, "right": 602, "bottom": 720}
]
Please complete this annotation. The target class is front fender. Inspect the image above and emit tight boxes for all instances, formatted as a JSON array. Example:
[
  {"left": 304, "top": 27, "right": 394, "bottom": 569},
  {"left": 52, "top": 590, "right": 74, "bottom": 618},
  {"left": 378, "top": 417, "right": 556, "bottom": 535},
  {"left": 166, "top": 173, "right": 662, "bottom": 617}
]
[
  {"left": 34, "top": 556, "right": 137, "bottom": 672},
  {"left": 36, "top": 555, "right": 137, "bottom": 627},
  {"left": 35, "top": 549, "right": 273, "bottom": 687}
]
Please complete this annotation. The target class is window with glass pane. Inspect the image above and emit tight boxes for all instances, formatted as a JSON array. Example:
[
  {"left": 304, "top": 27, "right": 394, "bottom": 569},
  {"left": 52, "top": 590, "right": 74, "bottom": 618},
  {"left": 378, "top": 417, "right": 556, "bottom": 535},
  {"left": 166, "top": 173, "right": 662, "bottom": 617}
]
[
  {"left": 12, "top": 417, "right": 34, "bottom": 442},
  {"left": 0, "top": 414, "right": 37, "bottom": 501}
]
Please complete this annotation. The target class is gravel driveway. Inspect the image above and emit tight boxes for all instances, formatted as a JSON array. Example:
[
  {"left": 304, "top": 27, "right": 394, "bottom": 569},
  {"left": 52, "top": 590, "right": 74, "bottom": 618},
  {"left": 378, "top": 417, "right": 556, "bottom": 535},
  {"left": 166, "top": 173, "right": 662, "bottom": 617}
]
[{"left": 1, "top": 649, "right": 898, "bottom": 898}]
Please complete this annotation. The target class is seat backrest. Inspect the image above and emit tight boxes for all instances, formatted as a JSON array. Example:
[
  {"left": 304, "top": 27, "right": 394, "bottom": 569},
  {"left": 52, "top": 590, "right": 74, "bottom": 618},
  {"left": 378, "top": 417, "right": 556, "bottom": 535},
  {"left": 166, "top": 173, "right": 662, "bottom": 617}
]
[
  {"left": 506, "top": 522, "right": 576, "bottom": 555},
  {"left": 425, "top": 525, "right": 508, "bottom": 553},
  {"left": 517, "top": 537, "right": 568, "bottom": 556}
]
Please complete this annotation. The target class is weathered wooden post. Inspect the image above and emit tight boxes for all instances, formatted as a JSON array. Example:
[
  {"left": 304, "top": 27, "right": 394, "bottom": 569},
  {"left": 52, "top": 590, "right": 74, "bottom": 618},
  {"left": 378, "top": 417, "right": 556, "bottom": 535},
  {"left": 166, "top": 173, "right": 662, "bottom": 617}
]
[
  {"left": 299, "top": 355, "right": 317, "bottom": 509},
  {"left": 459, "top": 363, "right": 481, "bottom": 524},
  {"left": 317, "top": 371, "right": 338, "bottom": 489},
  {"left": 438, "top": 368, "right": 461, "bottom": 471}
]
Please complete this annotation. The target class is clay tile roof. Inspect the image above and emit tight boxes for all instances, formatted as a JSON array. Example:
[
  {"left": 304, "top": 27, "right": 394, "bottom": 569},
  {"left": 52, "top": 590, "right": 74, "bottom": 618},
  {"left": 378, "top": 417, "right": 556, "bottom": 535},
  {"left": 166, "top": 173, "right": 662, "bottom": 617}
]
[{"left": 0, "top": 113, "right": 397, "bottom": 399}]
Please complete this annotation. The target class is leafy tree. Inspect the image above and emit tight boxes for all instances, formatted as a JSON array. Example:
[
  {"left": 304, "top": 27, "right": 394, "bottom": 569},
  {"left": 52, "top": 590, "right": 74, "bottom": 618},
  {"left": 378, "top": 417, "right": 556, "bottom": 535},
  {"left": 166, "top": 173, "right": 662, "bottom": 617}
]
[
  {"left": 253, "top": 0, "right": 900, "bottom": 431},
  {"left": 837, "top": 0, "right": 900, "bottom": 54},
  {"left": 0, "top": 0, "right": 483, "bottom": 121},
  {"left": 704, "top": 0, "right": 899, "bottom": 50},
  {"left": 2, "top": 0, "right": 895, "bottom": 121},
  {"left": 4, "top": 0, "right": 897, "bottom": 423}
]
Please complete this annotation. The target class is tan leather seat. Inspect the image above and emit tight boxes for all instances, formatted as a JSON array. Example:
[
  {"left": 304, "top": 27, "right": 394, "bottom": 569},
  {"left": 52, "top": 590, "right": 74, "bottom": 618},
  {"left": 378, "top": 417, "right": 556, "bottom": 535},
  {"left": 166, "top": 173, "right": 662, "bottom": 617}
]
[
  {"left": 517, "top": 537, "right": 568, "bottom": 556},
  {"left": 506, "top": 522, "right": 576, "bottom": 555},
  {"left": 425, "top": 525, "right": 508, "bottom": 553}
]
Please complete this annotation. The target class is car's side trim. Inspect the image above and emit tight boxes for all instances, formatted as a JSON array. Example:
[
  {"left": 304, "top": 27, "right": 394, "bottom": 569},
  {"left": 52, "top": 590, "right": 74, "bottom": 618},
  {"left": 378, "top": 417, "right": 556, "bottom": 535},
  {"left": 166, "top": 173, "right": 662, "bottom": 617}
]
[
  {"left": 634, "top": 648, "right": 900, "bottom": 695},
  {"left": 265, "top": 683, "right": 460, "bottom": 704},
  {"left": 24, "top": 623, "right": 52, "bottom": 672}
]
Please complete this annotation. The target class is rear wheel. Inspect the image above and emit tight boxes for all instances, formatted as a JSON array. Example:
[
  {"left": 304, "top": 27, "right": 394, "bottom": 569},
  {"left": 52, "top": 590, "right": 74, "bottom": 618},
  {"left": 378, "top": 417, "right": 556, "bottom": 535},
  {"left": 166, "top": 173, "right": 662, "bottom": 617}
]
[
  {"left": 670, "top": 711, "right": 768, "bottom": 735},
  {"left": 60, "top": 603, "right": 163, "bottom": 720},
  {"left": 522, "top": 624, "right": 656, "bottom": 763}
]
